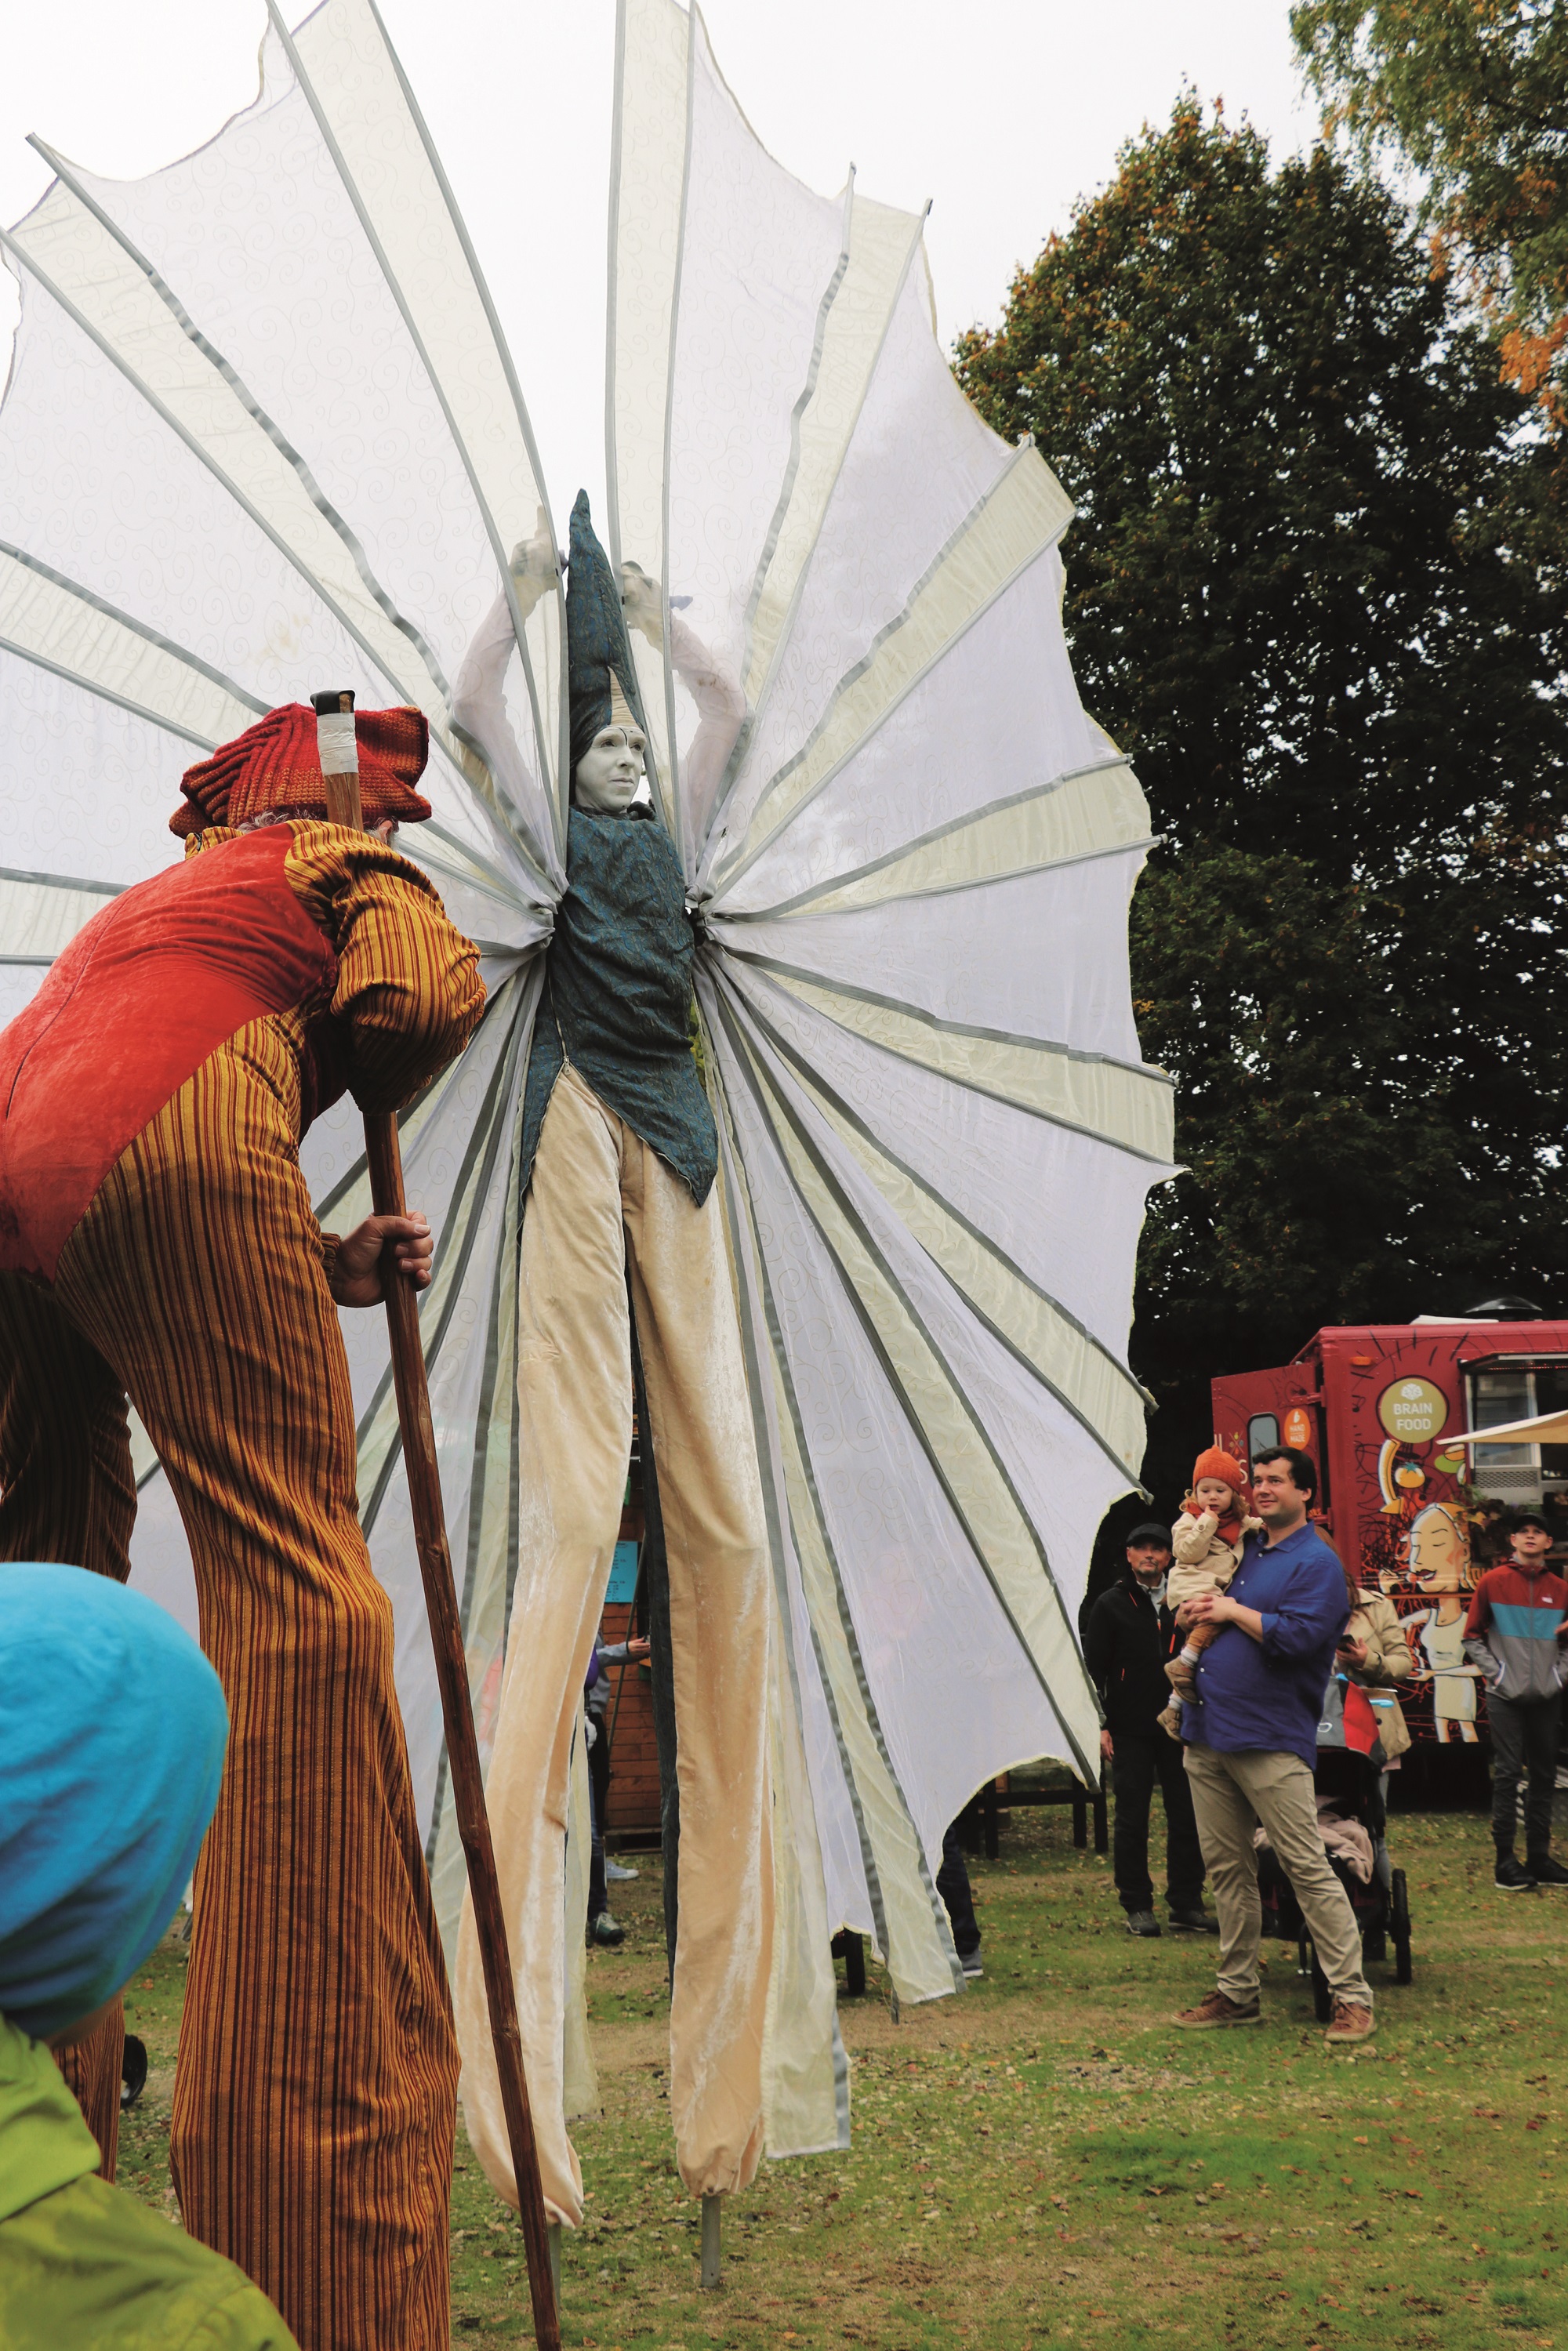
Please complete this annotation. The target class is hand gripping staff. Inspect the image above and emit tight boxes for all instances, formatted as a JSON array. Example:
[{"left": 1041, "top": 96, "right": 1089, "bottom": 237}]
[{"left": 311, "top": 691, "right": 561, "bottom": 2351}]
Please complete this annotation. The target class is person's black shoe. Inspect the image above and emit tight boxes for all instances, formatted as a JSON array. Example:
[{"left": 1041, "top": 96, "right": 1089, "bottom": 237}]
[
  {"left": 1495, "top": 1853, "right": 1537, "bottom": 1892},
  {"left": 1167, "top": 1905, "right": 1219, "bottom": 1935},
  {"left": 1526, "top": 1852, "right": 1568, "bottom": 1887},
  {"left": 120, "top": 2036, "right": 148, "bottom": 2110},
  {"left": 1123, "top": 1910, "right": 1161, "bottom": 1937}
]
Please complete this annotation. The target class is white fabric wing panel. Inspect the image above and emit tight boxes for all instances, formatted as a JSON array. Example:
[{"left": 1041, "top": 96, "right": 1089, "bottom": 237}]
[
  {"left": 608, "top": 2, "right": 1176, "bottom": 2144},
  {"left": 0, "top": 0, "right": 557, "bottom": 1939}
]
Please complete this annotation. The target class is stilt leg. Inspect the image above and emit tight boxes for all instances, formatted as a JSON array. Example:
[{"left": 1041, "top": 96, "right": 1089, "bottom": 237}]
[
  {"left": 700, "top": 2193, "right": 722, "bottom": 2290},
  {"left": 549, "top": 2221, "right": 561, "bottom": 2306}
]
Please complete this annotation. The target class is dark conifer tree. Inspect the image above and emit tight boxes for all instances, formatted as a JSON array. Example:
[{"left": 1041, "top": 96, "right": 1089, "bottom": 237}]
[{"left": 956, "top": 103, "right": 1568, "bottom": 1500}]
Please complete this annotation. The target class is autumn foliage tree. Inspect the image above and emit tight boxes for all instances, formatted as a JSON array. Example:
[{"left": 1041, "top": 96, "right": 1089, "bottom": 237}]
[
  {"left": 1293, "top": 0, "right": 1568, "bottom": 426},
  {"left": 955, "top": 102, "right": 1568, "bottom": 1499}
]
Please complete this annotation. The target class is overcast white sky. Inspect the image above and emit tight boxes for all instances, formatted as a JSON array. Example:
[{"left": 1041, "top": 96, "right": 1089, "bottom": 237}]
[{"left": 0, "top": 0, "right": 1323, "bottom": 524}]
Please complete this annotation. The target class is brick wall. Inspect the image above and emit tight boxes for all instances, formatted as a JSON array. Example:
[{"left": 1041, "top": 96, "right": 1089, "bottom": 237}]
[{"left": 599, "top": 1602, "right": 662, "bottom": 1837}]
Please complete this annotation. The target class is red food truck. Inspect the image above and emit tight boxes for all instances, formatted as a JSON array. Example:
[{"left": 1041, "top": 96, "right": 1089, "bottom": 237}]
[{"left": 1211, "top": 1315, "right": 1568, "bottom": 1745}]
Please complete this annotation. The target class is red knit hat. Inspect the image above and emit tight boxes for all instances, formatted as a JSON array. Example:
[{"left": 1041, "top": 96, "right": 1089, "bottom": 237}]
[
  {"left": 170, "top": 702, "right": 433, "bottom": 837},
  {"left": 1192, "top": 1447, "right": 1248, "bottom": 1497}
]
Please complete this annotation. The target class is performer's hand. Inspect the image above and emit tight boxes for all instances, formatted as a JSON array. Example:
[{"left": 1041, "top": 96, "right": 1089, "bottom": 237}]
[
  {"left": 619, "top": 561, "right": 664, "bottom": 646},
  {"left": 508, "top": 507, "right": 560, "bottom": 618},
  {"left": 626, "top": 1636, "right": 652, "bottom": 1660},
  {"left": 1099, "top": 1728, "right": 1114, "bottom": 1762},
  {"left": 332, "top": 1213, "right": 434, "bottom": 1307}
]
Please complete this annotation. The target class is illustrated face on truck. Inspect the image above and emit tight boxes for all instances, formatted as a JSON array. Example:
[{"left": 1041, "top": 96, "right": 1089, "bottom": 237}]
[
  {"left": 1399, "top": 1503, "right": 1481, "bottom": 1743},
  {"left": 1402, "top": 1502, "right": 1472, "bottom": 1596}
]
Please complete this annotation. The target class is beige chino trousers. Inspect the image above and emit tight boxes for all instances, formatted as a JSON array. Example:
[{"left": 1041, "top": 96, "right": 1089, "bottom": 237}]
[
  {"left": 1184, "top": 1743, "right": 1372, "bottom": 2009},
  {"left": 454, "top": 1063, "right": 773, "bottom": 2225}
]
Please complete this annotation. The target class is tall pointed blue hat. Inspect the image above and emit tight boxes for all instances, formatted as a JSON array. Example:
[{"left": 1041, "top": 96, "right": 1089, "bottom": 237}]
[{"left": 566, "top": 490, "right": 649, "bottom": 782}]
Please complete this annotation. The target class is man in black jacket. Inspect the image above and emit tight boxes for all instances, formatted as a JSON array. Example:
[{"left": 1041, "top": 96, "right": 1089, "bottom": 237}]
[{"left": 1083, "top": 1524, "right": 1216, "bottom": 1939}]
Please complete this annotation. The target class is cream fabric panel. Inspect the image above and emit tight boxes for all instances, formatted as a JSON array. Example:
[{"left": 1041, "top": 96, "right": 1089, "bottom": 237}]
[
  {"left": 606, "top": 0, "right": 689, "bottom": 809},
  {"left": 710, "top": 1093, "right": 883, "bottom": 1943},
  {"left": 760, "top": 1636, "right": 851, "bottom": 2156},
  {"left": 0, "top": 544, "right": 258, "bottom": 748},
  {"left": 607, "top": 0, "right": 690, "bottom": 577},
  {"left": 4, "top": 187, "right": 454, "bottom": 731},
  {"left": 736, "top": 1025, "right": 1102, "bottom": 1773},
  {"left": 713, "top": 1109, "right": 854, "bottom": 2146},
  {"left": 766, "top": 1344, "right": 964, "bottom": 2005},
  {"left": 762, "top": 969, "right": 1174, "bottom": 1160},
  {"left": 773, "top": 1049, "right": 1149, "bottom": 1480},
  {"left": 781, "top": 763, "right": 1151, "bottom": 917},
  {"left": 709, "top": 987, "right": 1040, "bottom": 1976},
  {"left": 283, "top": 0, "right": 564, "bottom": 836},
  {"left": 716, "top": 542, "right": 1106, "bottom": 916},
  {"left": 741, "top": 195, "right": 924, "bottom": 716},
  {"left": 728, "top": 450, "right": 1073, "bottom": 875},
  {"left": 723, "top": 958, "right": 1165, "bottom": 1352},
  {"left": 288, "top": 0, "right": 556, "bottom": 568},
  {"left": 698, "top": 265, "right": 1018, "bottom": 894}
]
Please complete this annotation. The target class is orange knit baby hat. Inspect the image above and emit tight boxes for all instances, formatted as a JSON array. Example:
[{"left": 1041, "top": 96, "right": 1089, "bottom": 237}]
[{"left": 1192, "top": 1447, "right": 1248, "bottom": 1497}]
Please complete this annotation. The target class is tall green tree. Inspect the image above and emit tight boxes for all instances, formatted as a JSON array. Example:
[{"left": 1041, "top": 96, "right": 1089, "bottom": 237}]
[
  {"left": 1293, "top": 0, "right": 1568, "bottom": 426},
  {"left": 955, "top": 102, "right": 1568, "bottom": 1500}
]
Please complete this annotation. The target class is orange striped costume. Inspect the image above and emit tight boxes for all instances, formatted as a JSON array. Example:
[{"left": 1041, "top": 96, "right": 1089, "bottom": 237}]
[{"left": 0, "top": 819, "right": 483, "bottom": 2351}]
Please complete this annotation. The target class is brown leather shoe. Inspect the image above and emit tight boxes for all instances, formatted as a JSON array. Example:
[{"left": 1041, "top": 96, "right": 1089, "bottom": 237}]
[
  {"left": 1324, "top": 1999, "right": 1375, "bottom": 2044},
  {"left": 1172, "top": 1989, "right": 1261, "bottom": 2030}
]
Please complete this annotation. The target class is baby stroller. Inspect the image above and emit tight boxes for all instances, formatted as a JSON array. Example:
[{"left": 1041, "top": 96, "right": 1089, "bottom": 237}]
[{"left": 1256, "top": 1677, "right": 1413, "bottom": 2019}]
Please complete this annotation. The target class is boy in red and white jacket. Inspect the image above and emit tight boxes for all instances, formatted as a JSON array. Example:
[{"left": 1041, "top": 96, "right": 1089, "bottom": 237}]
[{"left": 1465, "top": 1511, "right": 1568, "bottom": 1892}]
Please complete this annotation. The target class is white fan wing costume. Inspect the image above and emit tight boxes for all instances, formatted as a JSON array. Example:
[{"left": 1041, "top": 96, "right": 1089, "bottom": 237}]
[
  {"left": 604, "top": 0, "right": 1174, "bottom": 2092},
  {"left": 0, "top": 0, "right": 1173, "bottom": 2166}
]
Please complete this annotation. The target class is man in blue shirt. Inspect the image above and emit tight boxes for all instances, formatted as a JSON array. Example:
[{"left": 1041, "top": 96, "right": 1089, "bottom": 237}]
[{"left": 1171, "top": 1446, "right": 1375, "bottom": 2044}]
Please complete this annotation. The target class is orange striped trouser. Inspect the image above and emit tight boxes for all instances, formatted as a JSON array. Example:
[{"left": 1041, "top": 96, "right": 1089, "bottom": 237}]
[{"left": 0, "top": 1019, "right": 459, "bottom": 2351}]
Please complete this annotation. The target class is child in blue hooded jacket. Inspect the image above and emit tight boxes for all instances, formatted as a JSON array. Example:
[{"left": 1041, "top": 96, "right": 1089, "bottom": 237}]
[{"left": 0, "top": 1564, "right": 299, "bottom": 2348}]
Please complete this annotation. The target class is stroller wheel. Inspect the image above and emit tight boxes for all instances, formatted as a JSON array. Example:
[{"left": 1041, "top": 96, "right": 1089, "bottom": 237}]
[{"left": 1390, "top": 1867, "right": 1413, "bottom": 1985}]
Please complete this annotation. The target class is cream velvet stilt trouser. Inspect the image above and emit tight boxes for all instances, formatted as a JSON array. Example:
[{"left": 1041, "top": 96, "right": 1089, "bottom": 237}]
[{"left": 454, "top": 1062, "right": 774, "bottom": 2226}]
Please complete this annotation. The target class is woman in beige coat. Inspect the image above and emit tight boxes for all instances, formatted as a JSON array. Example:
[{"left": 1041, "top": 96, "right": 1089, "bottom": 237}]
[{"left": 1341, "top": 1588, "right": 1414, "bottom": 1768}]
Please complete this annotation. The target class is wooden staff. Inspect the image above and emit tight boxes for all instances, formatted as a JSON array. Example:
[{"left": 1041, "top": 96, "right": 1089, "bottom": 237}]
[{"left": 310, "top": 689, "right": 560, "bottom": 2351}]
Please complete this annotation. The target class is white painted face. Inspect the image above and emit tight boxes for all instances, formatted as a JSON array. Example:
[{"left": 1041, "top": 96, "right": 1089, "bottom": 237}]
[{"left": 574, "top": 724, "right": 646, "bottom": 814}]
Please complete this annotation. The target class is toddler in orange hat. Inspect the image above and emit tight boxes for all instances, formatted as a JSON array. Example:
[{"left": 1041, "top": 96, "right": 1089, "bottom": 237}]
[{"left": 1159, "top": 1448, "right": 1262, "bottom": 1736}]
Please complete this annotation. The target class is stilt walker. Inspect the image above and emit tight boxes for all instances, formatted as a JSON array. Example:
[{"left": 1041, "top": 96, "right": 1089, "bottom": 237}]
[
  {"left": 310, "top": 688, "right": 560, "bottom": 2349},
  {"left": 452, "top": 497, "right": 776, "bottom": 2231},
  {"left": 0, "top": 705, "right": 481, "bottom": 2350}
]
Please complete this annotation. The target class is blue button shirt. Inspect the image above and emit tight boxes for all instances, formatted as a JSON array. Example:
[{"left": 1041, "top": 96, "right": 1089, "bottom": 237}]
[{"left": 1181, "top": 1521, "right": 1350, "bottom": 1768}]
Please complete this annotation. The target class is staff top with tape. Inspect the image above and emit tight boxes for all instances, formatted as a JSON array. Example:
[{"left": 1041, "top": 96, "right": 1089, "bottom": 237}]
[{"left": 170, "top": 701, "right": 434, "bottom": 834}]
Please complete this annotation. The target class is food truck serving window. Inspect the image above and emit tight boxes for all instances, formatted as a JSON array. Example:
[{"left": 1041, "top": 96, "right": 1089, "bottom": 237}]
[
  {"left": 1247, "top": 1413, "right": 1279, "bottom": 1460},
  {"left": 1470, "top": 1370, "right": 1534, "bottom": 1468},
  {"left": 1465, "top": 1362, "right": 1568, "bottom": 1486}
]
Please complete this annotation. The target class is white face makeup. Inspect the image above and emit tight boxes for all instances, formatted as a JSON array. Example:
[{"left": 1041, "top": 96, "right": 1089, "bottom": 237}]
[{"left": 574, "top": 724, "right": 646, "bottom": 814}]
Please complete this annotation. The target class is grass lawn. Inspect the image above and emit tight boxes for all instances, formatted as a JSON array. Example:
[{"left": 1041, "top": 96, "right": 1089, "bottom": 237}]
[{"left": 117, "top": 1803, "right": 1566, "bottom": 2349}]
